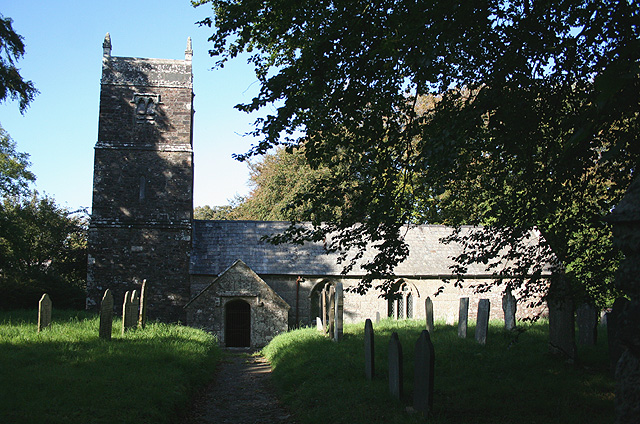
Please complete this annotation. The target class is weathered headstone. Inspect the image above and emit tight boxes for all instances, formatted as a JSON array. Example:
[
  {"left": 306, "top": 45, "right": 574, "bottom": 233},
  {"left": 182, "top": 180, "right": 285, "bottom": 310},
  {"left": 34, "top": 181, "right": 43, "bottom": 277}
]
[
  {"left": 364, "top": 319, "right": 375, "bottom": 380},
  {"left": 316, "top": 317, "right": 323, "bottom": 332},
  {"left": 475, "top": 299, "right": 490, "bottom": 345},
  {"left": 99, "top": 289, "right": 114, "bottom": 340},
  {"left": 138, "top": 279, "right": 148, "bottom": 329},
  {"left": 388, "top": 332, "right": 403, "bottom": 399},
  {"left": 608, "top": 297, "right": 629, "bottom": 373},
  {"left": 425, "top": 297, "right": 434, "bottom": 334},
  {"left": 502, "top": 288, "right": 517, "bottom": 331},
  {"left": 413, "top": 330, "right": 435, "bottom": 415},
  {"left": 375, "top": 311, "right": 381, "bottom": 324},
  {"left": 37, "top": 293, "right": 52, "bottom": 332},
  {"left": 321, "top": 286, "right": 327, "bottom": 332},
  {"left": 334, "top": 282, "right": 344, "bottom": 342},
  {"left": 547, "top": 276, "right": 577, "bottom": 360},
  {"left": 129, "top": 290, "right": 140, "bottom": 329},
  {"left": 458, "top": 297, "right": 469, "bottom": 338},
  {"left": 328, "top": 285, "right": 335, "bottom": 336},
  {"left": 121, "top": 291, "right": 131, "bottom": 335},
  {"left": 576, "top": 303, "right": 598, "bottom": 346}
]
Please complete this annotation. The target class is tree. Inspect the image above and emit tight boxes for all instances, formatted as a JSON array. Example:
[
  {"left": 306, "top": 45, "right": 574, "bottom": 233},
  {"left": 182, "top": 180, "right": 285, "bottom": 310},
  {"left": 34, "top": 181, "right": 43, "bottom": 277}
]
[
  {"left": 196, "top": 0, "right": 639, "bottom": 303},
  {"left": 0, "top": 14, "right": 37, "bottom": 113},
  {"left": 231, "top": 147, "right": 335, "bottom": 220},
  {"left": 0, "top": 124, "right": 35, "bottom": 196},
  {"left": 194, "top": 204, "right": 236, "bottom": 220},
  {"left": 0, "top": 194, "right": 87, "bottom": 309}
]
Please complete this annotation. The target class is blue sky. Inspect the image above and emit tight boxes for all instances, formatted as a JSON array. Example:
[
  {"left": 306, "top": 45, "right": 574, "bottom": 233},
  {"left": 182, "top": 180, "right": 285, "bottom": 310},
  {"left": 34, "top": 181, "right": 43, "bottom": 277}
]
[{"left": 1, "top": 0, "right": 263, "bottom": 211}]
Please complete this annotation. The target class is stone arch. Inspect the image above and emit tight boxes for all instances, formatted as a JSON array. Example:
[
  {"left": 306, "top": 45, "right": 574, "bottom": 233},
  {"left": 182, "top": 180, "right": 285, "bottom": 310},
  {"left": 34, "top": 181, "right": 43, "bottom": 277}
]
[
  {"left": 309, "top": 279, "right": 336, "bottom": 330},
  {"left": 224, "top": 299, "right": 251, "bottom": 347}
]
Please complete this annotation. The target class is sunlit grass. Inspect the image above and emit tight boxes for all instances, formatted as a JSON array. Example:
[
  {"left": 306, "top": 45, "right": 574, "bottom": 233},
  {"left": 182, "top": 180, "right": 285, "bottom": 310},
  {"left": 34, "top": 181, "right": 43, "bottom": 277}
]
[
  {"left": 0, "top": 310, "right": 221, "bottom": 424},
  {"left": 263, "top": 319, "right": 614, "bottom": 424}
]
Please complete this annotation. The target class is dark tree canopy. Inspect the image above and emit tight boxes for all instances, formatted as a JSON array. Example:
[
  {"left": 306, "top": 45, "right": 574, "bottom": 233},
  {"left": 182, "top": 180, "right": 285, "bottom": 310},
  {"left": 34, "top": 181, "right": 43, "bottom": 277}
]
[
  {"left": 0, "top": 14, "right": 37, "bottom": 113},
  {"left": 0, "top": 125, "right": 34, "bottom": 196},
  {"left": 197, "top": 0, "right": 639, "bottom": 303}
]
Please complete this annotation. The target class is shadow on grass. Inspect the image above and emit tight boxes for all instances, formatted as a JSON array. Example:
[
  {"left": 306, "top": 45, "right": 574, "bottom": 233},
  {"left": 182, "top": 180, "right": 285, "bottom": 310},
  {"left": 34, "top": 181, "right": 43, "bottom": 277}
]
[{"left": 263, "top": 320, "right": 614, "bottom": 424}]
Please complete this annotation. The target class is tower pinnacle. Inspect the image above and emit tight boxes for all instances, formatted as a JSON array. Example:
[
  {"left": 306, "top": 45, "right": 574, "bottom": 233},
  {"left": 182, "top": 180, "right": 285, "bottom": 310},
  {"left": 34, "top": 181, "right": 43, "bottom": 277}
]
[{"left": 103, "top": 33, "right": 112, "bottom": 57}]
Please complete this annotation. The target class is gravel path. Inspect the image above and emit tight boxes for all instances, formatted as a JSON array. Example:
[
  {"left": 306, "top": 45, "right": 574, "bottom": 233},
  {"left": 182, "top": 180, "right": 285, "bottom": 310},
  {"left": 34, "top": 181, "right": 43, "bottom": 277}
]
[{"left": 180, "top": 350, "right": 299, "bottom": 424}]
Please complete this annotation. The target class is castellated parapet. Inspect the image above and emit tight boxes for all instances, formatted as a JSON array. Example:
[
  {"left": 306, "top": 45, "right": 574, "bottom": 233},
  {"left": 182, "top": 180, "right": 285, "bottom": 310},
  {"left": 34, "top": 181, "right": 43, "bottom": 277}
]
[{"left": 87, "top": 34, "right": 194, "bottom": 322}]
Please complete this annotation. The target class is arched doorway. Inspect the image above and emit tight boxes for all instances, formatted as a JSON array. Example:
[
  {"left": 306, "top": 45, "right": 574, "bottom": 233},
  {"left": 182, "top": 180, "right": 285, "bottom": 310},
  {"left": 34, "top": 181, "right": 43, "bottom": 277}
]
[{"left": 225, "top": 300, "right": 251, "bottom": 347}]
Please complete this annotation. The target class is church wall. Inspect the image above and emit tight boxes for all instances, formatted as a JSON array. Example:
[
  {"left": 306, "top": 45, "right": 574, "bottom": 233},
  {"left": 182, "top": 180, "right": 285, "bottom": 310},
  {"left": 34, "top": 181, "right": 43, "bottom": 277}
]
[{"left": 247, "top": 275, "right": 548, "bottom": 328}]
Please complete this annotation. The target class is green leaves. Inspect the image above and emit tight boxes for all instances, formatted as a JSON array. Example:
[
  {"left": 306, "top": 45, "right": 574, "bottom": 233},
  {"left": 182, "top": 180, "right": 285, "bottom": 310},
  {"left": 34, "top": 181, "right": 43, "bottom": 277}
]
[{"left": 198, "top": 0, "right": 639, "bottom": 301}]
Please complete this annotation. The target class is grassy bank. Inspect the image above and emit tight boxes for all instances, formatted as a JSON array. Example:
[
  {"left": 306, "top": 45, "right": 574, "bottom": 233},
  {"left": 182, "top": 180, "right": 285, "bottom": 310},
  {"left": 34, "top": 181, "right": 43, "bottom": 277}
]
[
  {"left": 263, "top": 319, "right": 614, "bottom": 424},
  {"left": 0, "top": 310, "right": 221, "bottom": 424}
]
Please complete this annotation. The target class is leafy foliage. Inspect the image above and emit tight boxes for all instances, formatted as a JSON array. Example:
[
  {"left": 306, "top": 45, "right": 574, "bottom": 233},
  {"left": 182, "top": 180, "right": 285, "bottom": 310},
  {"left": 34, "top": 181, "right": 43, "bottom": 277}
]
[
  {"left": 197, "top": 0, "right": 639, "bottom": 303},
  {"left": 0, "top": 14, "right": 37, "bottom": 113},
  {"left": 0, "top": 125, "right": 34, "bottom": 196},
  {"left": 0, "top": 194, "right": 87, "bottom": 309}
]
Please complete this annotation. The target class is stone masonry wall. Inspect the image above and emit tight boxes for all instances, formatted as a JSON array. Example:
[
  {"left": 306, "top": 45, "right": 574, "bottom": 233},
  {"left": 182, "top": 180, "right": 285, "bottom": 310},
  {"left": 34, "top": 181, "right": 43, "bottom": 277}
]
[{"left": 87, "top": 45, "right": 194, "bottom": 322}]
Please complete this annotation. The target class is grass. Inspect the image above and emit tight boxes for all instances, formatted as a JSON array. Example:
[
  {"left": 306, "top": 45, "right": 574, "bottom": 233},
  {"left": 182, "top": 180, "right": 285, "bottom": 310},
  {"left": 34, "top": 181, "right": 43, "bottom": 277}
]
[
  {"left": 262, "top": 319, "right": 614, "bottom": 424},
  {"left": 0, "top": 309, "right": 221, "bottom": 424}
]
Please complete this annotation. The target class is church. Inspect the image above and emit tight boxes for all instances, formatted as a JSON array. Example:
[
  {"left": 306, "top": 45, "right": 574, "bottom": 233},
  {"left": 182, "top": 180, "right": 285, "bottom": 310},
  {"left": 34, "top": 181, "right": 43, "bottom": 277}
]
[{"left": 86, "top": 36, "right": 546, "bottom": 348}]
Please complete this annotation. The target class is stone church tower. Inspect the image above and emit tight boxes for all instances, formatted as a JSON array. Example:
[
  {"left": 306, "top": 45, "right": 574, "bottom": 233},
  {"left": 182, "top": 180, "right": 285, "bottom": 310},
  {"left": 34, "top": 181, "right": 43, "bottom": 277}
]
[{"left": 86, "top": 34, "right": 194, "bottom": 321}]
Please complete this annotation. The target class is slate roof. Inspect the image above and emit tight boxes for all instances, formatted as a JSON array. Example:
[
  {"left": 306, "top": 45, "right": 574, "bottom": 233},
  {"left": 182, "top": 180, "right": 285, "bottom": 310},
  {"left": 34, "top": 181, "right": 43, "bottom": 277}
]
[{"left": 190, "top": 220, "right": 541, "bottom": 278}]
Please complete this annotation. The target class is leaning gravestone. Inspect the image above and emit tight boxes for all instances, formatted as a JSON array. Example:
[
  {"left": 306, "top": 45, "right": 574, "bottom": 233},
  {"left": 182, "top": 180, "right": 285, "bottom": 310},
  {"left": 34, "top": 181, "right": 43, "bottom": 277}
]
[
  {"left": 364, "top": 319, "right": 375, "bottom": 380},
  {"left": 458, "top": 297, "right": 469, "bottom": 338},
  {"left": 334, "top": 283, "right": 344, "bottom": 342},
  {"left": 99, "top": 289, "right": 114, "bottom": 340},
  {"left": 121, "top": 291, "right": 131, "bottom": 335},
  {"left": 388, "top": 332, "right": 403, "bottom": 399},
  {"left": 38, "top": 293, "right": 52, "bottom": 332},
  {"left": 502, "top": 288, "right": 517, "bottom": 331},
  {"left": 321, "top": 286, "right": 327, "bottom": 332},
  {"left": 425, "top": 297, "right": 434, "bottom": 334},
  {"left": 475, "top": 299, "right": 490, "bottom": 345},
  {"left": 138, "top": 279, "right": 148, "bottom": 329},
  {"left": 576, "top": 303, "right": 598, "bottom": 346},
  {"left": 413, "top": 330, "right": 435, "bottom": 415}
]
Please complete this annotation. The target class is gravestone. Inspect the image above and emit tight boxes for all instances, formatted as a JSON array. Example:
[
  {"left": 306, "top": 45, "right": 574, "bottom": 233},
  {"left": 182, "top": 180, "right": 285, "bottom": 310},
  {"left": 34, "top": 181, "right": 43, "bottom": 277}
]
[
  {"left": 321, "top": 286, "right": 327, "bottom": 332},
  {"left": 458, "top": 297, "right": 469, "bottom": 338},
  {"left": 334, "top": 282, "right": 344, "bottom": 342},
  {"left": 138, "top": 279, "right": 148, "bottom": 329},
  {"left": 99, "top": 289, "right": 114, "bottom": 340},
  {"left": 608, "top": 297, "right": 629, "bottom": 373},
  {"left": 425, "top": 297, "right": 434, "bottom": 334},
  {"left": 475, "top": 299, "right": 490, "bottom": 345},
  {"left": 502, "top": 288, "right": 517, "bottom": 331},
  {"left": 388, "top": 332, "right": 403, "bottom": 399},
  {"left": 375, "top": 311, "right": 380, "bottom": 324},
  {"left": 413, "top": 330, "right": 435, "bottom": 415},
  {"left": 37, "top": 293, "right": 52, "bottom": 332},
  {"left": 328, "top": 285, "right": 335, "bottom": 336},
  {"left": 316, "top": 317, "right": 323, "bottom": 331},
  {"left": 364, "top": 319, "right": 375, "bottom": 380},
  {"left": 121, "top": 291, "right": 131, "bottom": 335},
  {"left": 129, "top": 290, "right": 140, "bottom": 329},
  {"left": 547, "top": 277, "right": 577, "bottom": 360},
  {"left": 576, "top": 303, "right": 598, "bottom": 346}
]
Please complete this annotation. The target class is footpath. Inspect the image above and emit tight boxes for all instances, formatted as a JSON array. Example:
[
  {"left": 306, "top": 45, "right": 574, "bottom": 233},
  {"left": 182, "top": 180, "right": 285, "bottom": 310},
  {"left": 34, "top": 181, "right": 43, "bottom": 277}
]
[{"left": 180, "top": 350, "right": 299, "bottom": 424}]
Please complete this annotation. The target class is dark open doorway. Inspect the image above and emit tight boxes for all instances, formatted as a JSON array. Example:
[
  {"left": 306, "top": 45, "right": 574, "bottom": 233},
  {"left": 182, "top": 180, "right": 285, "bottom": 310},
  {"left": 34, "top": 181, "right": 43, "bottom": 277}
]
[{"left": 225, "top": 300, "right": 251, "bottom": 347}]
